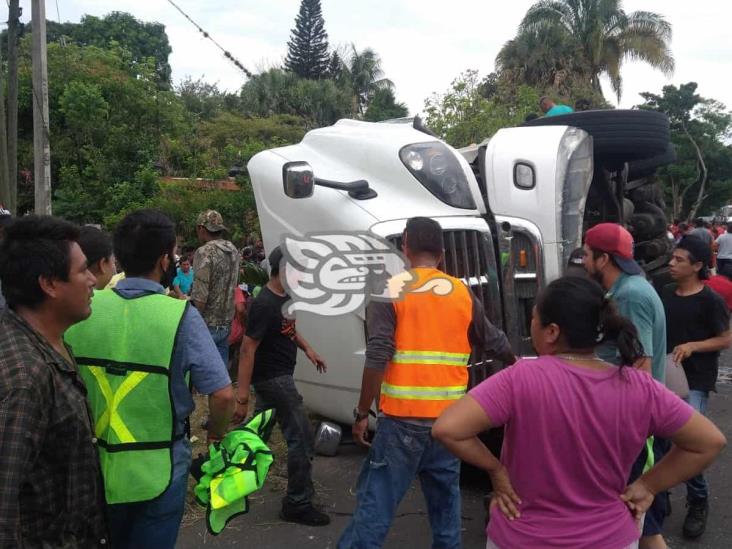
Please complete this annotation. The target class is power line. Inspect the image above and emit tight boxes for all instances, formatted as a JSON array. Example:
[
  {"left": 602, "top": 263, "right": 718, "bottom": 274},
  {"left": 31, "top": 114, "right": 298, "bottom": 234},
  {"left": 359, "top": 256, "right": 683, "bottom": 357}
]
[
  {"left": 54, "top": 0, "right": 66, "bottom": 46},
  {"left": 165, "top": 0, "right": 252, "bottom": 78}
]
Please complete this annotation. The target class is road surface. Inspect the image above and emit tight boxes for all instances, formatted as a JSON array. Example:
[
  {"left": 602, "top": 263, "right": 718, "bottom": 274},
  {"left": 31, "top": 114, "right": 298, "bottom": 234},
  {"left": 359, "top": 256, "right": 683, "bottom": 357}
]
[{"left": 179, "top": 367, "right": 732, "bottom": 548}]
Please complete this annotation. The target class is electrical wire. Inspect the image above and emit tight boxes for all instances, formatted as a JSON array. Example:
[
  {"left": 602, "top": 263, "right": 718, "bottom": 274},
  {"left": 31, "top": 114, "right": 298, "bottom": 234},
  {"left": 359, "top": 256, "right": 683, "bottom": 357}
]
[
  {"left": 165, "top": 0, "right": 252, "bottom": 78},
  {"left": 55, "top": 0, "right": 66, "bottom": 46}
]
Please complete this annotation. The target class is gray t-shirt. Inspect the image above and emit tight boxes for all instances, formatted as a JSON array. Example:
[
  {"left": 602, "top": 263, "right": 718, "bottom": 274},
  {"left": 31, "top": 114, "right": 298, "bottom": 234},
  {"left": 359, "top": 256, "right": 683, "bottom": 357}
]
[
  {"left": 716, "top": 232, "right": 732, "bottom": 259},
  {"left": 689, "top": 228, "right": 713, "bottom": 246}
]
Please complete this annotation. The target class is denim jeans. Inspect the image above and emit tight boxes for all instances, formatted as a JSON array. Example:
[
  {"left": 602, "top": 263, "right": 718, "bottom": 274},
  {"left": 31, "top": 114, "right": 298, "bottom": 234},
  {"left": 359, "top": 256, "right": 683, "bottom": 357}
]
[
  {"left": 685, "top": 390, "right": 710, "bottom": 502},
  {"left": 208, "top": 325, "right": 230, "bottom": 365},
  {"left": 253, "top": 375, "right": 315, "bottom": 507},
  {"left": 105, "top": 465, "right": 188, "bottom": 549},
  {"left": 338, "top": 417, "right": 462, "bottom": 549}
]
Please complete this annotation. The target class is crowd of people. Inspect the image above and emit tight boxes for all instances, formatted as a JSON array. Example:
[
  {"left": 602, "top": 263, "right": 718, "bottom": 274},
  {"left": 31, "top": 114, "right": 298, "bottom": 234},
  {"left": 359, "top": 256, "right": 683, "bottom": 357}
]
[{"left": 0, "top": 207, "right": 729, "bottom": 549}]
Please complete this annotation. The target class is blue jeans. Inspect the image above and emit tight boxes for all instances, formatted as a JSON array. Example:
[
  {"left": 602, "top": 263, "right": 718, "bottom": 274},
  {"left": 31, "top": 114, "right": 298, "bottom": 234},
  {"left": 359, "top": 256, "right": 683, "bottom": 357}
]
[
  {"left": 338, "top": 417, "right": 461, "bottom": 549},
  {"left": 685, "top": 390, "right": 709, "bottom": 502},
  {"left": 208, "top": 325, "right": 230, "bottom": 365},
  {"left": 253, "top": 375, "right": 315, "bottom": 507},
  {"left": 105, "top": 465, "right": 188, "bottom": 549}
]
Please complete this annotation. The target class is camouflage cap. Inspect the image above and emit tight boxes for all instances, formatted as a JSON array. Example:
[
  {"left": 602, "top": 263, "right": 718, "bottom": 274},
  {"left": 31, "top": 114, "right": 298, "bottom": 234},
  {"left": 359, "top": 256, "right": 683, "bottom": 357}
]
[{"left": 197, "top": 209, "right": 228, "bottom": 233}]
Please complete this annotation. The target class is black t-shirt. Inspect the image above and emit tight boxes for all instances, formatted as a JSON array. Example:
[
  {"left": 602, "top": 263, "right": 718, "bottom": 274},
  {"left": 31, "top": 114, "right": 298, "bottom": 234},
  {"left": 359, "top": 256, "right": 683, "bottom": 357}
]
[
  {"left": 662, "top": 284, "right": 730, "bottom": 392},
  {"left": 246, "top": 286, "right": 298, "bottom": 383}
]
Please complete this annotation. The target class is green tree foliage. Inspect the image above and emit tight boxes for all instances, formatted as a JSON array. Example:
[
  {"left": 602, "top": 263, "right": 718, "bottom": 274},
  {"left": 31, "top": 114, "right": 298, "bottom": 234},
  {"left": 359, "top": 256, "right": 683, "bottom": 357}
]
[
  {"left": 284, "top": 0, "right": 330, "bottom": 79},
  {"left": 2, "top": 12, "right": 174, "bottom": 87},
  {"left": 239, "top": 68, "right": 351, "bottom": 127},
  {"left": 176, "top": 77, "right": 228, "bottom": 121},
  {"left": 326, "top": 51, "right": 343, "bottom": 80},
  {"left": 638, "top": 83, "right": 732, "bottom": 219},
  {"left": 496, "top": 24, "right": 600, "bottom": 103},
  {"left": 159, "top": 113, "right": 306, "bottom": 178},
  {"left": 104, "top": 181, "right": 257, "bottom": 246},
  {"left": 11, "top": 37, "right": 186, "bottom": 217},
  {"left": 340, "top": 46, "right": 394, "bottom": 116},
  {"left": 364, "top": 88, "right": 408, "bottom": 121},
  {"left": 424, "top": 70, "right": 542, "bottom": 147},
  {"left": 499, "top": 0, "right": 674, "bottom": 100}
]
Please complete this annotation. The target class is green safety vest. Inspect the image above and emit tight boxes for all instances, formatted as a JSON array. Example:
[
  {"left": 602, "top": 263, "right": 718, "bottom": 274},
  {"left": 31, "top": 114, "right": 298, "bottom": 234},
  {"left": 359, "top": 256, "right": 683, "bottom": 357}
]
[
  {"left": 194, "top": 409, "right": 276, "bottom": 534},
  {"left": 65, "top": 289, "right": 188, "bottom": 504}
]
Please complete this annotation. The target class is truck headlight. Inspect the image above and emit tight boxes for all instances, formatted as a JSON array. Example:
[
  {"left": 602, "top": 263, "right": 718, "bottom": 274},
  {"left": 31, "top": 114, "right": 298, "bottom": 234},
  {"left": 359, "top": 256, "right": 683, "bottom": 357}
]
[{"left": 399, "top": 142, "right": 476, "bottom": 209}]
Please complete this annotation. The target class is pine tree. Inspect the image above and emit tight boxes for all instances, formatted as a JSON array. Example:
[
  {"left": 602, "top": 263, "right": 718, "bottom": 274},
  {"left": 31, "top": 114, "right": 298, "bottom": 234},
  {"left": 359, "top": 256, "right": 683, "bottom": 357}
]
[
  {"left": 326, "top": 51, "right": 343, "bottom": 81},
  {"left": 284, "top": 0, "right": 330, "bottom": 79}
]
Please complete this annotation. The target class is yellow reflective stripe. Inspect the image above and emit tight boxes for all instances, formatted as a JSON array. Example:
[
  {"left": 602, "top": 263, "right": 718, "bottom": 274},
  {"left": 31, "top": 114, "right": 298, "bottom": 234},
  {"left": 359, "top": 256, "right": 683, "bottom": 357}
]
[
  {"left": 87, "top": 366, "right": 148, "bottom": 443},
  {"left": 210, "top": 476, "right": 227, "bottom": 509},
  {"left": 381, "top": 382, "right": 467, "bottom": 401},
  {"left": 109, "top": 371, "right": 148, "bottom": 443},
  {"left": 392, "top": 350, "right": 469, "bottom": 366},
  {"left": 88, "top": 366, "right": 112, "bottom": 439}
]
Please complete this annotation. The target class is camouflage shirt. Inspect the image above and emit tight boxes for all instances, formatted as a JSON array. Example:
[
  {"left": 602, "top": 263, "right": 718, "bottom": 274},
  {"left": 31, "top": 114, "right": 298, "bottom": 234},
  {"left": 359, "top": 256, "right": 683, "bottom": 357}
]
[{"left": 192, "top": 239, "right": 241, "bottom": 327}]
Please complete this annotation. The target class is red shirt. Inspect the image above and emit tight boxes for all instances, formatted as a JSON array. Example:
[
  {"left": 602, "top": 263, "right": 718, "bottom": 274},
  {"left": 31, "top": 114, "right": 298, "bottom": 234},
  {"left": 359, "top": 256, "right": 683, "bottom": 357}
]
[
  {"left": 705, "top": 275, "right": 732, "bottom": 311},
  {"left": 228, "top": 286, "right": 247, "bottom": 345}
]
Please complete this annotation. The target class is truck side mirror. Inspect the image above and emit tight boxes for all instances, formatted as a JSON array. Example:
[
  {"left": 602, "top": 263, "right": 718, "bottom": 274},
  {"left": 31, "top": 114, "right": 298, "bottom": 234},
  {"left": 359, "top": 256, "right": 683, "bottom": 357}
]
[{"left": 282, "top": 161, "right": 314, "bottom": 199}]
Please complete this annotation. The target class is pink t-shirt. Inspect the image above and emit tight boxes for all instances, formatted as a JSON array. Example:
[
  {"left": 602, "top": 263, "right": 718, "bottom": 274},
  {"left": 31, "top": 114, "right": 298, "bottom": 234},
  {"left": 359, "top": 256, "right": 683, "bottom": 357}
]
[{"left": 469, "top": 356, "right": 693, "bottom": 549}]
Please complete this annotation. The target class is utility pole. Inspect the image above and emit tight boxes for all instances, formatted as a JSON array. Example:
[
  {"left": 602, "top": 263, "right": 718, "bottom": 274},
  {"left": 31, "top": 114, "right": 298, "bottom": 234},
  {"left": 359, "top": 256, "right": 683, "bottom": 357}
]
[
  {"left": 0, "top": 44, "right": 10, "bottom": 209},
  {"left": 7, "top": 0, "right": 21, "bottom": 214},
  {"left": 32, "top": 0, "right": 52, "bottom": 214}
]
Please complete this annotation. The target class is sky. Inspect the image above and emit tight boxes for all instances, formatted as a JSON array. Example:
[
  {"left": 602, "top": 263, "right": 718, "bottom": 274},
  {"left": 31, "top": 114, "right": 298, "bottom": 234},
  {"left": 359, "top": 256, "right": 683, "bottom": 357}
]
[{"left": 3, "top": 0, "right": 731, "bottom": 115}]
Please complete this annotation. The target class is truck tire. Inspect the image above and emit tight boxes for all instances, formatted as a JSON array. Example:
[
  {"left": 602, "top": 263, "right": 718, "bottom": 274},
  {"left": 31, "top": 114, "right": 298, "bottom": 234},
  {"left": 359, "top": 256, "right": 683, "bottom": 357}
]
[
  {"left": 523, "top": 110, "right": 670, "bottom": 161},
  {"left": 630, "top": 183, "right": 666, "bottom": 211},
  {"left": 635, "top": 235, "right": 671, "bottom": 263},
  {"left": 627, "top": 144, "right": 677, "bottom": 182},
  {"left": 629, "top": 213, "right": 666, "bottom": 242}
]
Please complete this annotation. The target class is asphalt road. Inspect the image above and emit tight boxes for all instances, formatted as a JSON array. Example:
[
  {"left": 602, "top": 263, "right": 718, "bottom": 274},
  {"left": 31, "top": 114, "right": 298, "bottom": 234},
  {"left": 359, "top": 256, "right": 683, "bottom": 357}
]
[{"left": 179, "top": 365, "right": 732, "bottom": 549}]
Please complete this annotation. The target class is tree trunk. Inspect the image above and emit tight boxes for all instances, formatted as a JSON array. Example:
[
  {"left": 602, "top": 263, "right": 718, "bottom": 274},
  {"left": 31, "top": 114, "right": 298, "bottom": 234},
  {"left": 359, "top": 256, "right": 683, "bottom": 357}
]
[
  {"left": 669, "top": 174, "right": 682, "bottom": 220},
  {"left": 7, "top": 0, "right": 20, "bottom": 214},
  {"left": 684, "top": 123, "right": 708, "bottom": 221},
  {"left": 0, "top": 44, "right": 11, "bottom": 208}
]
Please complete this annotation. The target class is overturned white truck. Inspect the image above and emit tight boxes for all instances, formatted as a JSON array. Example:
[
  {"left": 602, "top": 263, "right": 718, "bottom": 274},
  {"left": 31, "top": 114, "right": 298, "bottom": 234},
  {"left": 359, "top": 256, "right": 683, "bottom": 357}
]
[{"left": 247, "top": 111, "right": 674, "bottom": 426}]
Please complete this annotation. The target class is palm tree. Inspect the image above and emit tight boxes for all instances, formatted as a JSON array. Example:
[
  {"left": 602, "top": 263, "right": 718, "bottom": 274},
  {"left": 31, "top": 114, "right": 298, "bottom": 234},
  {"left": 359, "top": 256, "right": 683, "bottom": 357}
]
[
  {"left": 340, "top": 45, "right": 394, "bottom": 116},
  {"left": 496, "top": 23, "right": 591, "bottom": 97},
  {"left": 498, "top": 0, "right": 674, "bottom": 100}
]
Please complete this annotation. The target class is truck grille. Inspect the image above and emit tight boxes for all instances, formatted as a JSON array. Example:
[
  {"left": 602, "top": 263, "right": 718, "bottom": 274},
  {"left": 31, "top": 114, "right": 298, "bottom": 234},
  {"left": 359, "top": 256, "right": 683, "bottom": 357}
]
[{"left": 387, "top": 229, "right": 503, "bottom": 380}]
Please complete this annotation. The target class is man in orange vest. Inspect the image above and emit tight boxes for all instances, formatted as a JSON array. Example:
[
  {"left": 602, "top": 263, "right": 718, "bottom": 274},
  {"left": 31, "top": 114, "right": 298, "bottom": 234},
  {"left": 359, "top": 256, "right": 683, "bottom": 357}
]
[{"left": 338, "top": 217, "right": 515, "bottom": 549}]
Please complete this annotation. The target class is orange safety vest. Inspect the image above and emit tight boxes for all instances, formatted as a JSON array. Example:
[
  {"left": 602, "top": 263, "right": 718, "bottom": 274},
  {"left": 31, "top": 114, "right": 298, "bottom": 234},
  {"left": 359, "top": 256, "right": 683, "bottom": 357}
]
[{"left": 380, "top": 267, "right": 473, "bottom": 418}]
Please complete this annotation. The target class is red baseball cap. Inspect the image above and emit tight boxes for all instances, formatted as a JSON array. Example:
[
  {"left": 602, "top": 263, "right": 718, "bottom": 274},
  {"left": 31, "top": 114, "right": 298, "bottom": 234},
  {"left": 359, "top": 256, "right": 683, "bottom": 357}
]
[{"left": 584, "top": 223, "right": 643, "bottom": 275}]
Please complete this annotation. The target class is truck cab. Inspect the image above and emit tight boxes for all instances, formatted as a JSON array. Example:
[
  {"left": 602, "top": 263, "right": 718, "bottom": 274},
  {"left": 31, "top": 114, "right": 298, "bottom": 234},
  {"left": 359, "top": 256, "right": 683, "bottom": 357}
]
[{"left": 247, "top": 112, "right": 669, "bottom": 425}]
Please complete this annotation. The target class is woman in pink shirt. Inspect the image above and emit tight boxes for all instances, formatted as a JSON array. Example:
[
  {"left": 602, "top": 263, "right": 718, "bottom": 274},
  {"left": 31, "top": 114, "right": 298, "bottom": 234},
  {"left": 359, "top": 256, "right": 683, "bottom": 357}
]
[{"left": 433, "top": 277, "right": 725, "bottom": 549}]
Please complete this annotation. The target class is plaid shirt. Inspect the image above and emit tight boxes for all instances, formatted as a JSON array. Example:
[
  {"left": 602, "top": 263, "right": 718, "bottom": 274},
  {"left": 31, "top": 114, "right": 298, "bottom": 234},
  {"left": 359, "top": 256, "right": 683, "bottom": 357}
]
[{"left": 0, "top": 309, "right": 108, "bottom": 548}]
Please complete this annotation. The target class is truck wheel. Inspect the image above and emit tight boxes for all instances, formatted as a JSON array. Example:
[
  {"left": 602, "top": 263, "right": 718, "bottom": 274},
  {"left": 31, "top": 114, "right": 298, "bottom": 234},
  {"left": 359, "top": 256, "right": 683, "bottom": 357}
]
[
  {"left": 627, "top": 144, "right": 677, "bottom": 181},
  {"left": 629, "top": 213, "right": 666, "bottom": 242},
  {"left": 630, "top": 183, "right": 666, "bottom": 211},
  {"left": 523, "top": 110, "right": 670, "bottom": 161},
  {"left": 635, "top": 235, "right": 671, "bottom": 263}
]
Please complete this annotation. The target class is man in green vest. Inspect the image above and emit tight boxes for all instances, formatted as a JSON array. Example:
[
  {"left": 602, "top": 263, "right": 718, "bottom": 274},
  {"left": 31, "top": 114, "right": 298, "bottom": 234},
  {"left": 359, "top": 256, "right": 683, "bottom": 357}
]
[{"left": 65, "top": 209, "right": 234, "bottom": 549}]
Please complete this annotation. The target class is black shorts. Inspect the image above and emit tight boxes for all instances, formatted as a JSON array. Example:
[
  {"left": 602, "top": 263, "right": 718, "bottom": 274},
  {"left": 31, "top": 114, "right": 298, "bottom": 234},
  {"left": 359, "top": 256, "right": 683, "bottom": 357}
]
[{"left": 629, "top": 437, "right": 671, "bottom": 536}]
